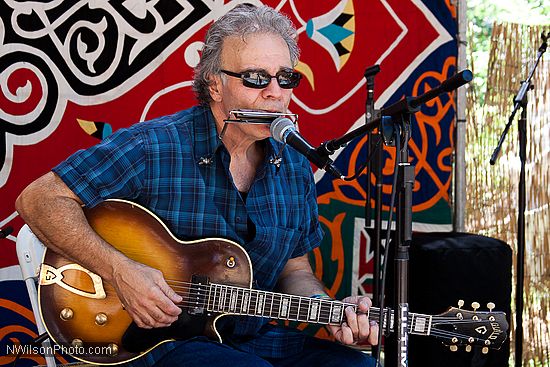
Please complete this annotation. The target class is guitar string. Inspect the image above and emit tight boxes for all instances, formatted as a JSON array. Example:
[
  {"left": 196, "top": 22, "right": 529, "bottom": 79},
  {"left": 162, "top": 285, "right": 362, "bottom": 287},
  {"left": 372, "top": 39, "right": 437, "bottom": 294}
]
[
  {"left": 171, "top": 297, "right": 487, "bottom": 329},
  {"left": 166, "top": 298, "right": 365, "bottom": 324},
  {"left": 177, "top": 291, "right": 378, "bottom": 319},
  {"left": 149, "top": 281, "right": 498, "bottom": 344},
  {"left": 170, "top": 288, "right": 495, "bottom": 326},
  {"left": 128, "top": 295, "right": 495, "bottom": 343},
  {"left": 428, "top": 329, "right": 496, "bottom": 345},
  {"left": 115, "top": 285, "right": 496, "bottom": 340},
  {"left": 165, "top": 279, "right": 497, "bottom": 314},
  {"left": 176, "top": 291, "right": 370, "bottom": 319},
  {"left": 166, "top": 282, "right": 366, "bottom": 311},
  {"left": 162, "top": 280, "right": 497, "bottom": 329},
  {"left": 165, "top": 281, "right": 363, "bottom": 310},
  {"left": 119, "top": 297, "right": 495, "bottom": 345},
  {"left": 166, "top": 284, "right": 380, "bottom": 322},
  {"left": 168, "top": 285, "right": 497, "bottom": 327}
]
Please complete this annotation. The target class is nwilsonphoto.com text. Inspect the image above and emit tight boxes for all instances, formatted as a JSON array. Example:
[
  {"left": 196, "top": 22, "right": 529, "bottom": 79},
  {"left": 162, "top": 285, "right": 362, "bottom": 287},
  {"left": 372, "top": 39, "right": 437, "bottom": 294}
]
[{"left": 6, "top": 343, "right": 114, "bottom": 356}]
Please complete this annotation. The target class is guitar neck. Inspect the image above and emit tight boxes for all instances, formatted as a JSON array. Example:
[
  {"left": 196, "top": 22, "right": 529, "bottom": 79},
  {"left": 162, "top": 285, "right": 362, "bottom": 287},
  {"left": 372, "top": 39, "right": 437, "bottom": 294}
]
[{"left": 203, "top": 283, "right": 433, "bottom": 336}]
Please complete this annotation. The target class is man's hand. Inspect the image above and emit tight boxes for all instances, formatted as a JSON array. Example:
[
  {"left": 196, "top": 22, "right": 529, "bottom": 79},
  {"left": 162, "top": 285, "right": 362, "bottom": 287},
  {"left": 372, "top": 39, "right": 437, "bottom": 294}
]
[
  {"left": 327, "top": 296, "right": 379, "bottom": 345},
  {"left": 111, "top": 258, "right": 183, "bottom": 329}
]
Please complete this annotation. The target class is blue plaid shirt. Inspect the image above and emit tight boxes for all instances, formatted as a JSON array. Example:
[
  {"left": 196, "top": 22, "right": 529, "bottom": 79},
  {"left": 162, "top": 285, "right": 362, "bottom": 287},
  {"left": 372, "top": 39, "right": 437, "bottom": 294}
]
[{"left": 53, "top": 105, "right": 324, "bottom": 359}]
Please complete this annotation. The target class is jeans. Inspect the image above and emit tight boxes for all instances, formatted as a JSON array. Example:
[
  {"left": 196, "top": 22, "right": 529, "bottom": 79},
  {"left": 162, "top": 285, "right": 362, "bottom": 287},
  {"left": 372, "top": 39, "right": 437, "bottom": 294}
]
[{"left": 129, "top": 336, "right": 377, "bottom": 367}]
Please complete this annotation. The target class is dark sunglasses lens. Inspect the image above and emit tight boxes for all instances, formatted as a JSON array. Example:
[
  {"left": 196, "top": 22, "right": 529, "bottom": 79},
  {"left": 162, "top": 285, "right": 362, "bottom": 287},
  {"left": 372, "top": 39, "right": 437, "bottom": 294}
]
[
  {"left": 242, "top": 71, "right": 271, "bottom": 89},
  {"left": 277, "top": 71, "right": 301, "bottom": 89},
  {"left": 240, "top": 70, "right": 301, "bottom": 89}
]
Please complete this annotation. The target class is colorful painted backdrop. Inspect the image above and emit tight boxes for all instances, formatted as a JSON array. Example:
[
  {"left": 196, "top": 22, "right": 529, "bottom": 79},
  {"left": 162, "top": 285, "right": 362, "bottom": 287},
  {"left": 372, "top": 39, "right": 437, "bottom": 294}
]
[{"left": 0, "top": 1, "right": 457, "bottom": 365}]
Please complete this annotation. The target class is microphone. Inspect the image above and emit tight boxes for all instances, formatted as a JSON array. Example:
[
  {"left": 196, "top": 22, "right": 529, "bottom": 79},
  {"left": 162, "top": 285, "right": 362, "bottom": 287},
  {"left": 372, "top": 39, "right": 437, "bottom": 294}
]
[
  {"left": 409, "top": 69, "right": 473, "bottom": 109},
  {"left": 381, "top": 69, "right": 473, "bottom": 117},
  {"left": 270, "top": 117, "right": 344, "bottom": 179}
]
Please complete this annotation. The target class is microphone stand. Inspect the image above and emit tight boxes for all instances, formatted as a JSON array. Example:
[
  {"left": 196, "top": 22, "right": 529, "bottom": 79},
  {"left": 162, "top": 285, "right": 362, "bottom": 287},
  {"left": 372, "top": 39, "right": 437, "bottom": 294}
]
[
  {"left": 317, "top": 69, "right": 473, "bottom": 366},
  {"left": 489, "top": 31, "right": 548, "bottom": 367},
  {"left": 363, "top": 65, "right": 382, "bottom": 302}
]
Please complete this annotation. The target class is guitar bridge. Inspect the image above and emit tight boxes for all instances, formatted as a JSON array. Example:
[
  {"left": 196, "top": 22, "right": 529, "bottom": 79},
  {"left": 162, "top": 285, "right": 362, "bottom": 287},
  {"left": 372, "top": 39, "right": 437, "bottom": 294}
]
[{"left": 187, "top": 275, "right": 209, "bottom": 315}]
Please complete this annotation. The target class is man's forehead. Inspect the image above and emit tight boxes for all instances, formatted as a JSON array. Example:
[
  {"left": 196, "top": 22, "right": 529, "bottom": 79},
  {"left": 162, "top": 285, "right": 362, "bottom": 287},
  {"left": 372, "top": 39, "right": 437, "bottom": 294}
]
[{"left": 220, "top": 33, "right": 291, "bottom": 68}]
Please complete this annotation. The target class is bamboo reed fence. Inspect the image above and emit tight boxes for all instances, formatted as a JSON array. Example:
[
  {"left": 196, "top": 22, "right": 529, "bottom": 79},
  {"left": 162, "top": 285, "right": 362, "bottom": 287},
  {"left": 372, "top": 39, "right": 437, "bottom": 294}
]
[{"left": 465, "top": 22, "right": 549, "bottom": 366}]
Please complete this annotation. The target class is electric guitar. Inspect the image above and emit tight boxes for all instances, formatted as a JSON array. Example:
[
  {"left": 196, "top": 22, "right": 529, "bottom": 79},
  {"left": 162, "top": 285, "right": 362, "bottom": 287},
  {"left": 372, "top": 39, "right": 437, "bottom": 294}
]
[{"left": 38, "top": 199, "right": 509, "bottom": 365}]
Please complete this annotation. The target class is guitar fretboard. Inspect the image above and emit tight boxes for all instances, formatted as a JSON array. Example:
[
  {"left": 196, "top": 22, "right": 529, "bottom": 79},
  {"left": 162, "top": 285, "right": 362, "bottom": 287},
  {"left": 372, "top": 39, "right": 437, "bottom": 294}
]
[{"left": 192, "top": 283, "right": 433, "bottom": 335}]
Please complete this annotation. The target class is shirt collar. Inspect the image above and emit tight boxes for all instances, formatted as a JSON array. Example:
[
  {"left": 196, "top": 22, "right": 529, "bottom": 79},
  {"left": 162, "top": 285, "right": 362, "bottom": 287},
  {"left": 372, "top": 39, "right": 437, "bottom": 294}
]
[{"left": 193, "top": 105, "right": 222, "bottom": 164}]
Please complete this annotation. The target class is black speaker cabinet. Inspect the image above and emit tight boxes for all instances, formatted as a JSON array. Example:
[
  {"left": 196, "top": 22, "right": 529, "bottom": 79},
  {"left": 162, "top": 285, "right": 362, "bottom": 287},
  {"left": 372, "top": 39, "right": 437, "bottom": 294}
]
[{"left": 384, "top": 232, "right": 512, "bottom": 367}]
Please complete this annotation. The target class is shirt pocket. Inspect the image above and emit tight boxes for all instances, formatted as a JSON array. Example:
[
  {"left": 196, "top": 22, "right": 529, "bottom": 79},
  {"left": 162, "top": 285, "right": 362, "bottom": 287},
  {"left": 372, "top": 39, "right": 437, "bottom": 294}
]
[{"left": 245, "top": 225, "right": 303, "bottom": 291}]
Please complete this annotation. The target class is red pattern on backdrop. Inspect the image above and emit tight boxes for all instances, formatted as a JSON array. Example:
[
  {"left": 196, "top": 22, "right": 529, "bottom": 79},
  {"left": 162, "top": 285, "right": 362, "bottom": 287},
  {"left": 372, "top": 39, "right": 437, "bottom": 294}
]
[{"left": 0, "top": 1, "right": 456, "bottom": 363}]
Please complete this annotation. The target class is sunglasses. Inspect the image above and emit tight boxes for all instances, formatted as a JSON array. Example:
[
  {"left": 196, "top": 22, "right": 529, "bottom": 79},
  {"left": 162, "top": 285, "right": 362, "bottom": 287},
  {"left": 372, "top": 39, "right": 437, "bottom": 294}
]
[{"left": 220, "top": 69, "right": 302, "bottom": 89}]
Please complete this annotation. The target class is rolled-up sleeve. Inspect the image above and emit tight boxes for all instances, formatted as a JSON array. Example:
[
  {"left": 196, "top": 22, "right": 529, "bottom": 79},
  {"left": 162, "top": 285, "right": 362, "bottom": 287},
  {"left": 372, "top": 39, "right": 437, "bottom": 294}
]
[{"left": 52, "top": 127, "right": 146, "bottom": 207}]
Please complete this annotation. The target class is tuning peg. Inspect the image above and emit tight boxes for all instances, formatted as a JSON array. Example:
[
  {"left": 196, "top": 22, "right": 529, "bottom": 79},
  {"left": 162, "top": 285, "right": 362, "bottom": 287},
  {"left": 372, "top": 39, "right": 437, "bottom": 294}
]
[
  {"left": 465, "top": 345, "right": 472, "bottom": 352},
  {"left": 471, "top": 302, "right": 480, "bottom": 311},
  {"left": 458, "top": 300, "right": 464, "bottom": 309},
  {"left": 487, "top": 302, "right": 495, "bottom": 312},
  {"left": 482, "top": 347, "right": 489, "bottom": 354},
  {"left": 450, "top": 345, "right": 458, "bottom": 352}
]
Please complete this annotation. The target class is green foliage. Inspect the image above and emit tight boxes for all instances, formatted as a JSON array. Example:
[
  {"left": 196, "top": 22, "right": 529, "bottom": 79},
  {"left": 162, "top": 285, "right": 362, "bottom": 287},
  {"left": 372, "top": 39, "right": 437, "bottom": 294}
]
[{"left": 466, "top": 0, "right": 549, "bottom": 104}]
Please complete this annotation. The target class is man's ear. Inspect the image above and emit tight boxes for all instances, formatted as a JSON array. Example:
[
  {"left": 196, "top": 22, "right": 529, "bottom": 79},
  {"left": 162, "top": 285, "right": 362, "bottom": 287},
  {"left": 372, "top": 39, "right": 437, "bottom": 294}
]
[{"left": 208, "top": 75, "right": 223, "bottom": 102}]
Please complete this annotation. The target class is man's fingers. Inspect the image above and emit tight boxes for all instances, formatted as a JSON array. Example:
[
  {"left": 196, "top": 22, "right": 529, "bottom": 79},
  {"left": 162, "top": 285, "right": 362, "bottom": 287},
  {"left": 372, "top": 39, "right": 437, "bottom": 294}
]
[
  {"left": 135, "top": 306, "right": 173, "bottom": 328},
  {"left": 357, "top": 313, "right": 370, "bottom": 340},
  {"left": 129, "top": 309, "right": 153, "bottom": 329},
  {"left": 344, "top": 306, "right": 359, "bottom": 340},
  {"left": 339, "top": 322, "right": 355, "bottom": 344},
  {"left": 368, "top": 320, "right": 379, "bottom": 345},
  {"left": 358, "top": 297, "right": 372, "bottom": 312},
  {"left": 158, "top": 278, "right": 184, "bottom": 305},
  {"left": 156, "top": 291, "right": 182, "bottom": 318}
]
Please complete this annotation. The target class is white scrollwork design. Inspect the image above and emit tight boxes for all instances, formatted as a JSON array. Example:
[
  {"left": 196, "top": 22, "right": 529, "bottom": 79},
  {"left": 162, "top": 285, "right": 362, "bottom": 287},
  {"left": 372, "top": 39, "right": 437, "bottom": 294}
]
[
  {"left": 0, "top": 0, "right": 216, "bottom": 187},
  {"left": 7, "top": 1, "right": 202, "bottom": 85},
  {"left": 0, "top": 63, "right": 48, "bottom": 125},
  {"left": 73, "top": 17, "right": 109, "bottom": 75}
]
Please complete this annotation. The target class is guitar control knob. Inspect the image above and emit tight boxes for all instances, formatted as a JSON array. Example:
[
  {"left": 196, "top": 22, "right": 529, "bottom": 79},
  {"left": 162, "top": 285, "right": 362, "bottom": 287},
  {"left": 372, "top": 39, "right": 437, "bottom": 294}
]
[
  {"left": 60, "top": 308, "right": 74, "bottom": 321},
  {"left": 107, "top": 343, "right": 119, "bottom": 356},
  {"left": 95, "top": 312, "right": 108, "bottom": 326},
  {"left": 71, "top": 339, "right": 83, "bottom": 348},
  {"left": 450, "top": 345, "right": 458, "bottom": 352}
]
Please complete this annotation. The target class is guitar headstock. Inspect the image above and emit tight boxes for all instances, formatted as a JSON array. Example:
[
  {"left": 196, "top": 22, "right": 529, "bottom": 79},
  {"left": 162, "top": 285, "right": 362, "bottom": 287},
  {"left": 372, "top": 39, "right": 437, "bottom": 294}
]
[{"left": 431, "top": 300, "right": 509, "bottom": 353}]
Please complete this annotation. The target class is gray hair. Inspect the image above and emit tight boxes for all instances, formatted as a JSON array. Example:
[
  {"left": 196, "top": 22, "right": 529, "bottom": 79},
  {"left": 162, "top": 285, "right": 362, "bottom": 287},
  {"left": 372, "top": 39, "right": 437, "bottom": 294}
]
[{"left": 193, "top": 4, "right": 300, "bottom": 105}]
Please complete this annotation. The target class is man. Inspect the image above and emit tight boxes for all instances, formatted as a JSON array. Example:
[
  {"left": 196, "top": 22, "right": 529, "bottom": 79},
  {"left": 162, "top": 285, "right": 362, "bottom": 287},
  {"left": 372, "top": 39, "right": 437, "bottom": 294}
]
[{"left": 16, "top": 4, "right": 378, "bottom": 367}]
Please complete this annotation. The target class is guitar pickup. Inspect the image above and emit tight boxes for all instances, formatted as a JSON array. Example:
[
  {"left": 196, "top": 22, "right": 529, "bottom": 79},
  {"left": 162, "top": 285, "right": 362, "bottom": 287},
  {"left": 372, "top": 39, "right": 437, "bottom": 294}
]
[{"left": 187, "top": 274, "right": 209, "bottom": 315}]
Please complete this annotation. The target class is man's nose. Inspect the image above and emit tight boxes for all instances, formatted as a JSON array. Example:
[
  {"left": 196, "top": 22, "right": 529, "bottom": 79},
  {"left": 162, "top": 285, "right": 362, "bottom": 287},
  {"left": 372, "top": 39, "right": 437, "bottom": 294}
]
[{"left": 262, "top": 78, "right": 283, "bottom": 98}]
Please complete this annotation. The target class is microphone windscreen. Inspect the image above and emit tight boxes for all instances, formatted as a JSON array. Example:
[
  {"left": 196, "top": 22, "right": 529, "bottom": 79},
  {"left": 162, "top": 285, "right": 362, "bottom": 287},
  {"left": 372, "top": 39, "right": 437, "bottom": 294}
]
[{"left": 270, "top": 117, "right": 295, "bottom": 143}]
